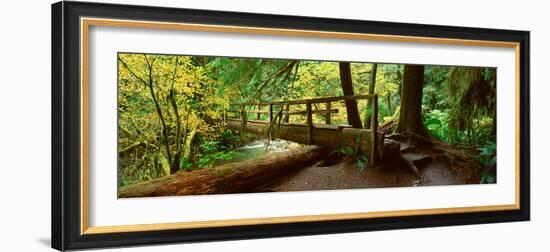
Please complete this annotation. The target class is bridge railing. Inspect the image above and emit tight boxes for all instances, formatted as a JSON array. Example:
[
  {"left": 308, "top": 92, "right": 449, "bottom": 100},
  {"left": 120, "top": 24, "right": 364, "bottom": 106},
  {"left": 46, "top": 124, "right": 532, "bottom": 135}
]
[{"left": 224, "top": 94, "right": 378, "bottom": 130}]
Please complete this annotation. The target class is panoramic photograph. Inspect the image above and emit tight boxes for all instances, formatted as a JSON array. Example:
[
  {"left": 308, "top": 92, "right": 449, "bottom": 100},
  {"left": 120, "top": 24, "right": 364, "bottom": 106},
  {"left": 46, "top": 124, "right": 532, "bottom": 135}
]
[{"left": 117, "top": 53, "right": 497, "bottom": 198}]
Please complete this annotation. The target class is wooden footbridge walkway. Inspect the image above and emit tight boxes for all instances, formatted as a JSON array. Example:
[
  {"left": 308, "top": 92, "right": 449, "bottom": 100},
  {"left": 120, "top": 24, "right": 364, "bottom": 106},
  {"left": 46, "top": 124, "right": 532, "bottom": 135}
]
[{"left": 224, "top": 95, "right": 382, "bottom": 166}]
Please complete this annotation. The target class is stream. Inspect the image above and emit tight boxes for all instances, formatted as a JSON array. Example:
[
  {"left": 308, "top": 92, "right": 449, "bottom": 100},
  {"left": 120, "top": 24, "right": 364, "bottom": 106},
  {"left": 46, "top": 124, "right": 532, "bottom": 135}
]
[{"left": 213, "top": 139, "right": 300, "bottom": 166}]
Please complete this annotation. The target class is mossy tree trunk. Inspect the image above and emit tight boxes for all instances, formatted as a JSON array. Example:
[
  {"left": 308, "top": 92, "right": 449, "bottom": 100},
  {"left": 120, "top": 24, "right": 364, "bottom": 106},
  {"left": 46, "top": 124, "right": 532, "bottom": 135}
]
[
  {"left": 396, "top": 65, "right": 427, "bottom": 135},
  {"left": 339, "top": 62, "right": 362, "bottom": 128},
  {"left": 365, "top": 64, "right": 378, "bottom": 129}
]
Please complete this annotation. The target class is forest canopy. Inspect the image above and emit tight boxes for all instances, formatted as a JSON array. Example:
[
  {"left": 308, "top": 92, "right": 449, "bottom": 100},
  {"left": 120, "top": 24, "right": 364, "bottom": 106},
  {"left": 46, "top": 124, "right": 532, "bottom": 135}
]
[{"left": 117, "top": 53, "right": 497, "bottom": 188}]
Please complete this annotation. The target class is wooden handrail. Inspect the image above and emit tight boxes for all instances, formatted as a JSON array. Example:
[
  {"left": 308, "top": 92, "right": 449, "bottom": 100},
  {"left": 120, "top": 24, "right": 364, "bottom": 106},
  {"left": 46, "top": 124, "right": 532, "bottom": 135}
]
[
  {"left": 227, "top": 108, "right": 338, "bottom": 115},
  {"left": 229, "top": 94, "right": 375, "bottom": 107},
  {"left": 226, "top": 95, "right": 378, "bottom": 128}
]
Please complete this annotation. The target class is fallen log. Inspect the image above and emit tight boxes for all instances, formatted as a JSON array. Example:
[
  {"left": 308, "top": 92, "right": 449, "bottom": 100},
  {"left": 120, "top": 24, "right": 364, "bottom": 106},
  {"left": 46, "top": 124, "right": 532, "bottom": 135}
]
[{"left": 118, "top": 145, "right": 327, "bottom": 198}]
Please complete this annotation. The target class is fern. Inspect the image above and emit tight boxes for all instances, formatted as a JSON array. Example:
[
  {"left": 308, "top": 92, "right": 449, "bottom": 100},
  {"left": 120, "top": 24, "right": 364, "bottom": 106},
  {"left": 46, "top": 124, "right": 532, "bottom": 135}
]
[
  {"left": 328, "top": 134, "right": 369, "bottom": 172},
  {"left": 355, "top": 155, "right": 369, "bottom": 172}
]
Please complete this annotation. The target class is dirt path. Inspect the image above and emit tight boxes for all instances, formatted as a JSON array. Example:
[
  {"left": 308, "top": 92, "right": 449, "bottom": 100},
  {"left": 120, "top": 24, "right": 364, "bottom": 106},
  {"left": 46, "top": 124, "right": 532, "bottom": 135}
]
[{"left": 266, "top": 152, "right": 472, "bottom": 192}]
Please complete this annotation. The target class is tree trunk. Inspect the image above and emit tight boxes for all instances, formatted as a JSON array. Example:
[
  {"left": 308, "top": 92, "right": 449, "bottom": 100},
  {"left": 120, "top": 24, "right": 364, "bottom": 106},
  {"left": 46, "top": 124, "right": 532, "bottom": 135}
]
[
  {"left": 396, "top": 65, "right": 427, "bottom": 135},
  {"left": 368, "top": 64, "right": 377, "bottom": 94},
  {"left": 365, "top": 64, "right": 377, "bottom": 128},
  {"left": 339, "top": 62, "right": 362, "bottom": 128},
  {"left": 169, "top": 91, "right": 182, "bottom": 174},
  {"left": 118, "top": 146, "right": 327, "bottom": 198},
  {"left": 386, "top": 93, "right": 392, "bottom": 115}
]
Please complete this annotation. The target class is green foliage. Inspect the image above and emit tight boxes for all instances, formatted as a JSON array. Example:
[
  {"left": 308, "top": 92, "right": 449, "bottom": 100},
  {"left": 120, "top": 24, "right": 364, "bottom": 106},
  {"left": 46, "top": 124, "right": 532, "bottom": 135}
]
[
  {"left": 423, "top": 108, "right": 494, "bottom": 145},
  {"left": 373, "top": 98, "right": 391, "bottom": 121},
  {"left": 328, "top": 134, "right": 369, "bottom": 172},
  {"left": 329, "top": 146, "right": 355, "bottom": 157},
  {"left": 423, "top": 109, "right": 451, "bottom": 142},
  {"left": 207, "top": 57, "right": 298, "bottom": 103},
  {"left": 196, "top": 150, "right": 236, "bottom": 169},
  {"left": 481, "top": 173, "right": 497, "bottom": 184},
  {"left": 477, "top": 140, "right": 497, "bottom": 168},
  {"left": 179, "top": 157, "right": 193, "bottom": 171},
  {"left": 422, "top": 66, "right": 450, "bottom": 111},
  {"left": 193, "top": 130, "right": 242, "bottom": 169},
  {"left": 447, "top": 67, "right": 496, "bottom": 134},
  {"left": 477, "top": 140, "right": 497, "bottom": 184},
  {"left": 421, "top": 66, "right": 496, "bottom": 146},
  {"left": 178, "top": 139, "right": 240, "bottom": 171},
  {"left": 216, "top": 130, "right": 241, "bottom": 150},
  {"left": 373, "top": 64, "right": 401, "bottom": 98},
  {"left": 355, "top": 155, "right": 370, "bottom": 172},
  {"left": 200, "top": 140, "right": 221, "bottom": 153}
]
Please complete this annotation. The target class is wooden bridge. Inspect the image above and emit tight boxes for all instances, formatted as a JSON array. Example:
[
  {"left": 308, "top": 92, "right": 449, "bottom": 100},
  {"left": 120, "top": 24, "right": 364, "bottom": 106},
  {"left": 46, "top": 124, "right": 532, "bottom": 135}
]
[{"left": 224, "top": 95, "right": 382, "bottom": 166}]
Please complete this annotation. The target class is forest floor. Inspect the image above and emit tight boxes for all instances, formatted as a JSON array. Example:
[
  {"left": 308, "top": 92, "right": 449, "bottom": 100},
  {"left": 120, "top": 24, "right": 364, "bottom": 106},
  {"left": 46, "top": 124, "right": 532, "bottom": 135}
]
[
  {"left": 118, "top": 134, "right": 486, "bottom": 198},
  {"left": 265, "top": 158, "right": 472, "bottom": 192},
  {"left": 263, "top": 138, "right": 482, "bottom": 192}
]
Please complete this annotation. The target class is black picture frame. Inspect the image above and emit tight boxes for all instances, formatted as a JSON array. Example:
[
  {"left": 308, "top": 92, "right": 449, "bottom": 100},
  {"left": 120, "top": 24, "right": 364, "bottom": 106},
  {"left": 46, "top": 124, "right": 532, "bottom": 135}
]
[{"left": 52, "top": 1, "right": 530, "bottom": 251}]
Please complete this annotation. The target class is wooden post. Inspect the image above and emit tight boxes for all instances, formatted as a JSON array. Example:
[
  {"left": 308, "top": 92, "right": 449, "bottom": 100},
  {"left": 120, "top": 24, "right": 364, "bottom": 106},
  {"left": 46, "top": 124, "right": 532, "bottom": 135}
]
[
  {"left": 370, "top": 95, "right": 378, "bottom": 166},
  {"left": 256, "top": 105, "right": 261, "bottom": 120},
  {"left": 267, "top": 104, "right": 275, "bottom": 140},
  {"left": 284, "top": 103, "right": 290, "bottom": 123},
  {"left": 325, "top": 102, "right": 331, "bottom": 124},
  {"left": 306, "top": 101, "right": 313, "bottom": 144},
  {"left": 223, "top": 108, "right": 227, "bottom": 123},
  {"left": 268, "top": 104, "right": 274, "bottom": 123},
  {"left": 240, "top": 104, "right": 246, "bottom": 128}
]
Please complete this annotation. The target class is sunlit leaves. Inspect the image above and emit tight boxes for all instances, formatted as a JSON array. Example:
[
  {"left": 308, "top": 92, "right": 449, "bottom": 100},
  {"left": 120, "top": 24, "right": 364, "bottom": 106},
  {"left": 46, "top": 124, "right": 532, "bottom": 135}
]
[{"left": 118, "top": 53, "right": 223, "bottom": 184}]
